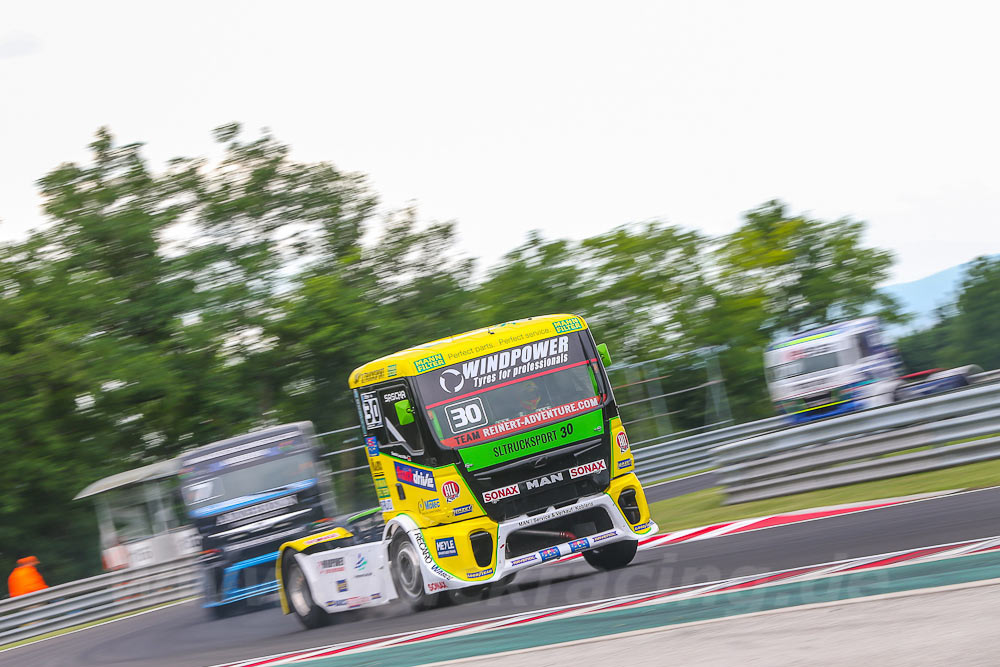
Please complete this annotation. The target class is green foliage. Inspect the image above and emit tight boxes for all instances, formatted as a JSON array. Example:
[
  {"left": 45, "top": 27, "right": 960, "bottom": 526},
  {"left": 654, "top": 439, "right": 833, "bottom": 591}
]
[
  {"left": 581, "top": 223, "right": 706, "bottom": 361},
  {"left": 895, "top": 308, "right": 956, "bottom": 371},
  {"left": 474, "top": 231, "right": 590, "bottom": 325},
  {"left": 0, "top": 125, "right": 903, "bottom": 585},
  {"left": 952, "top": 257, "right": 1000, "bottom": 370},
  {"left": 718, "top": 200, "right": 904, "bottom": 336},
  {"left": 897, "top": 256, "right": 1000, "bottom": 372}
]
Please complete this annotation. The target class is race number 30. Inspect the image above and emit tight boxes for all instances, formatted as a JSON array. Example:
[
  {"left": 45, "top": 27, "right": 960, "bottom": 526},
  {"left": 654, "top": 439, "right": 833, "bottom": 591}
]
[
  {"left": 361, "top": 392, "right": 383, "bottom": 429},
  {"left": 446, "top": 397, "right": 488, "bottom": 433}
]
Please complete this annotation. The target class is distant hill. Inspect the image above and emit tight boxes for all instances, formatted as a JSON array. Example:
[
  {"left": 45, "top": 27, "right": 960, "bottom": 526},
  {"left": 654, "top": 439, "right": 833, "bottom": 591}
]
[{"left": 881, "top": 256, "right": 997, "bottom": 337}]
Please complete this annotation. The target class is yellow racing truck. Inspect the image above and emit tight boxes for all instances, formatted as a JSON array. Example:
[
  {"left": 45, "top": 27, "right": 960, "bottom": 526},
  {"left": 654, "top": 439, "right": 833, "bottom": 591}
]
[{"left": 276, "top": 314, "right": 656, "bottom": 625}]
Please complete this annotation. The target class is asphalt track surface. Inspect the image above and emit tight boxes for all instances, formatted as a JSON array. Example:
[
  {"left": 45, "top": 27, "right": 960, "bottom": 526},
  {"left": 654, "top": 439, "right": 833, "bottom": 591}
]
[{"left": 9, "top": 485, "right": 1000, "bottom": 667}]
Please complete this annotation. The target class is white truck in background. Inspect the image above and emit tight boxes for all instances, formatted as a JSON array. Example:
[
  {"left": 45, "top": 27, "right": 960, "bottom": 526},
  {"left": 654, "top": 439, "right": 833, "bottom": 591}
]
[{"left": 764, "top": 317, "right": 981, "bottom": 424}]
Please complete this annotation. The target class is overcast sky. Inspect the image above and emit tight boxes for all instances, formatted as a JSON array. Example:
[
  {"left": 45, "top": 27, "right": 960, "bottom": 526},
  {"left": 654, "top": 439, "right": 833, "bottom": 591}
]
[{"left": 1, "top": 1, "right": 997, "bottom": 283}]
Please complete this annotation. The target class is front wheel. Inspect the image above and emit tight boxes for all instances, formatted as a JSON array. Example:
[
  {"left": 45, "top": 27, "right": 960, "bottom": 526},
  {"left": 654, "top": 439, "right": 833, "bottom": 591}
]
[
  {"left": 583, "top": 539, "right": 637, "bottom": 571},
  {"left": 389, "top": 533, "right": 442, "bottom": 611},
  {"left": 284, "top": 556, "right": 329, "bottom": 629}
]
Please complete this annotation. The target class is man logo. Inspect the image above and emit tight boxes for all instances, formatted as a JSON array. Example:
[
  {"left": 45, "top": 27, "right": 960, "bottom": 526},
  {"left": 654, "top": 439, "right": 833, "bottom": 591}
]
[{"left": 439, "top": 368, "right": 465, "bottom": 394}]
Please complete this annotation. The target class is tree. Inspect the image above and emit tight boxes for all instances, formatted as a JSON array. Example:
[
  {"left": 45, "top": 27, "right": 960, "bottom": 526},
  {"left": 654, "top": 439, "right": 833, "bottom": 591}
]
[
  {"left": 717, "top": 200, "right": 905, "bottom": 336},
  {"left": 897, "top": 256, "right": 1000, "bottom": 372},
  {"left": 474, "top": 231, "right": 591, "bottom": 326},
  {"left": 951, "top": 256, "right": 1000, "bottom": 370},
  {"left": 581, "top": 223, "right": 707, "bottom": 362},
  {"left": 0, "top": 124, "right": 384, "bottom": 583}
]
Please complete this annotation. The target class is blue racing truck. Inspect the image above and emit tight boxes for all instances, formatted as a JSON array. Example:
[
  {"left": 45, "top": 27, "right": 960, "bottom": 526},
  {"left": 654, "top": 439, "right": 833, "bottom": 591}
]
[{"left": 179, "top": 422, "right": 333, "bottom": 618}]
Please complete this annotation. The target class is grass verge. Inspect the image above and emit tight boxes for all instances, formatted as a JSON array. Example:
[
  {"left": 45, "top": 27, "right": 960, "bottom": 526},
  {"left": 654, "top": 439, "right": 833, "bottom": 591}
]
[{"left": 648, "top": 456, "right": 1000, "bottom": 533}]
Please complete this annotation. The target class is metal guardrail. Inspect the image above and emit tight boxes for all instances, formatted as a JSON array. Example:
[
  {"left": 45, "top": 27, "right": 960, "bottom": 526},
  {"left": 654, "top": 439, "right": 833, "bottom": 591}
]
[
  {"left": 0, "top": 555, "right": 199, "bottom": 647},
  {"left": 713, "top": 382, "right": 1000, "bottom": 504},
  {"left": 634, "top": 416, "right": 783, "bottom": 483}
]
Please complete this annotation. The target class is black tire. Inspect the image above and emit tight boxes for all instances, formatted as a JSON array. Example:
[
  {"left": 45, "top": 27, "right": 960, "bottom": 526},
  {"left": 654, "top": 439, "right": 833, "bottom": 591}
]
[
  {"left": 582, "top": 539, "right": 637, "bottom": 571},
  {"left": 389, "top": 533, "right": 442, "bottom": 611},
  {"left": 284, "top": 557, "right": 329, "bottom": 629}
]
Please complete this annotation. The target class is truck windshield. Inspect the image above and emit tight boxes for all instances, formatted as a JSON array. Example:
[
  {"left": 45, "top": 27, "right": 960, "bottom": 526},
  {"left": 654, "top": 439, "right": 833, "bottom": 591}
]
[
  {"left": 767, "top": 351, "right": 842, "bottom": 382},
  {"left": 413, "top": 332, "right": 606, "bottom": 448},
  {"left": 181, "top": 452, "right": 317, "bottom": 512}
]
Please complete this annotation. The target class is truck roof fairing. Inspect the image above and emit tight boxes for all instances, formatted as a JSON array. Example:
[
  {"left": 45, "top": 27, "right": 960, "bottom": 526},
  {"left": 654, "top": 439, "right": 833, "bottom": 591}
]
[{"left": 348, "top": 314, "right": 590, "bottom": 389}]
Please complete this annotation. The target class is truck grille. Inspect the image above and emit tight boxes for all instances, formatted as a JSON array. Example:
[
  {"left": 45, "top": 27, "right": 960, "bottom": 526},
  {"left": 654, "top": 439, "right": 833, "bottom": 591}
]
[
  {"left": 464, "top": 438, "right": 610, "bottom": 522},
  {"left": 802, "top": 391, "right": 834, "bottom": 408}
]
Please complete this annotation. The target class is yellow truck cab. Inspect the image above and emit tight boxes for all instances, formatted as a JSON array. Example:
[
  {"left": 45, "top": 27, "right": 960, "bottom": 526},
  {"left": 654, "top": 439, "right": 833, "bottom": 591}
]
[{"left": 351, "top": 314, "right": 656, "bottom": 608}]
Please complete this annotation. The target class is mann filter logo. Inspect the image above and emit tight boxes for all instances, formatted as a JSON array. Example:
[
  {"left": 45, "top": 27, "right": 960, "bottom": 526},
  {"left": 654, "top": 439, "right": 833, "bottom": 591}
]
[
  {"left": 483, "top": 483, "right": 520, "bottom": 504},
  {"left": 215, "top": 495, "right": 297, "bottom": 525},
  {"left": 569, "top": 459, "right": 607, "bottom": 479},
  {"left": 387, "top": 364, "right": 397, "bottom": 378},
  {"left": 552, "top": 317, "right": 583, "bottom": 333},
  {"left": 415, "top": 353, "right": 446, "bottom": 373},
  {"left": 394, "top": 462, "right": 436, "bottom": 491}
]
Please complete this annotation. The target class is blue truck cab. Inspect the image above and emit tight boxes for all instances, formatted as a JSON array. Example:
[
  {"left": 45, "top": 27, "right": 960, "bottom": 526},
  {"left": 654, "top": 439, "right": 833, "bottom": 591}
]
[{"left": 179, "top": 422, "right": 332, "bottom": 618}]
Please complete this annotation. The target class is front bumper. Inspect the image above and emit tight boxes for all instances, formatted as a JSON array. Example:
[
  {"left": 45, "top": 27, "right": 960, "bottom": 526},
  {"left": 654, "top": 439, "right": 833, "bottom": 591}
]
[
  {"left": 786, "top": 398, "right": 860, "bottom": 424},
  {"left": 412, "top": 474, "right": 656, "bottom": 590},
  {"left": 204, "top": 551, "right": 279, "bottom": 607}
]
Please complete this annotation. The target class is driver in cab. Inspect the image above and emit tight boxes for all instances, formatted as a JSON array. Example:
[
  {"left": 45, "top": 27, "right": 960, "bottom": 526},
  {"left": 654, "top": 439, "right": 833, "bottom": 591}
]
[{"left": 518, "top": 380, "right": 546, "bottom": 416}]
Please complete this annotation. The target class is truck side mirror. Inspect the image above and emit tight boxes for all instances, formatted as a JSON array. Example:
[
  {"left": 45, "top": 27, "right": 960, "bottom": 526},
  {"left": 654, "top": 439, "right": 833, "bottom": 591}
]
[
  {"left": 597, "top": 343, "right": 612, "bottom": 367},
  {"left": 395, "top": 399, "right": 415, "bottom": 426}
]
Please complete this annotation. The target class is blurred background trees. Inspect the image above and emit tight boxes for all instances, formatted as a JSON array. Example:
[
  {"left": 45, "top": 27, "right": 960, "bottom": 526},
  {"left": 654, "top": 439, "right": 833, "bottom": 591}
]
[
  {"left": 896, "top": 256, "right": 1000, "bottom": 372},
  {"left": 1, "top": 124, "right": 969, "bottom": 583}
]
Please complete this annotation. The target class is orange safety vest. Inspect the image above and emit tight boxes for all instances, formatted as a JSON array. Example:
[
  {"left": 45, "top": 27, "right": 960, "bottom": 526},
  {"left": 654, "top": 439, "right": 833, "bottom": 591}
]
[{"left": 8, "top": 557, "right": 48, "bottom": 597}]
